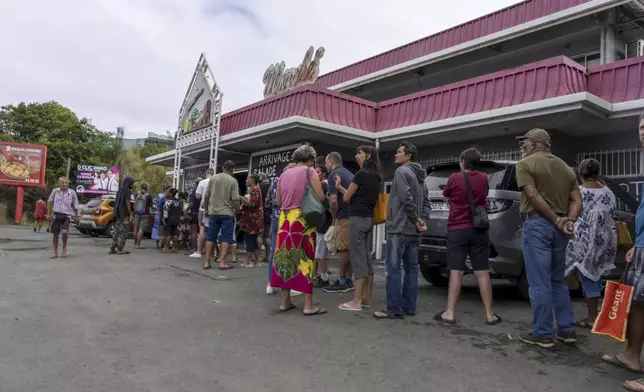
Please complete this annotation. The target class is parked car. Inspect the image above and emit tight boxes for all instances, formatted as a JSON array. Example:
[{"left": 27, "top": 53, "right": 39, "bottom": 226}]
[
  {"left": 419, "top": 160, "right": 636, "bottom": 300},
  {"left": 76, "top": 195, "right": 155, "bottom": 238}
]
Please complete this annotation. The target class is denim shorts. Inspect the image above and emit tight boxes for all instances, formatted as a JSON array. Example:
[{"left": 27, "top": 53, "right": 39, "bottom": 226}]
[
  {"left": 578, "top": 272, "right": 603, "bottom": 298},
  {"left": 206, "top": 215, "right": 235, "bottom": 244}
]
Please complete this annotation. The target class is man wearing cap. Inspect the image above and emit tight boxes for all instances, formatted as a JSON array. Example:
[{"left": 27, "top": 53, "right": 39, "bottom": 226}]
[
  {"left": 202, "top": 161, "right": 247, "bottom": 270},
  {"left": 515, "top": 128, "right": 582, "bottom": 348}
]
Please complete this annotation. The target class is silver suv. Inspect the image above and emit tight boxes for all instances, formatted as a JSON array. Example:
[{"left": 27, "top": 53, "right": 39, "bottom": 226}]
[{"left": 419, "top": 160, "right": 635, "bottom": 300}]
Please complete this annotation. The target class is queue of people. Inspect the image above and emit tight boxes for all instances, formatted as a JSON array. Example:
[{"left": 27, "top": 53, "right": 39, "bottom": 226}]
[{"left": 39, "top": 121, "right": 644, "bottom": 391}]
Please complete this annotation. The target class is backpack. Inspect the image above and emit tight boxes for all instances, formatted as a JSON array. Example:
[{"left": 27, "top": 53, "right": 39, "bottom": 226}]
[
  {"left": 164, "top": 199, "right": 181, "bottom": 227},
  {"left": 134, "top": 191, "right": 147, "bottom": 215}
]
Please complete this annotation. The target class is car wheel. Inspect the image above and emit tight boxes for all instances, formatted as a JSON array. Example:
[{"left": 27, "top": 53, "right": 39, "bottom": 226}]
[
  {"left": 518, "top": 271, "right": 530, "bottom": 301},
  {"left": 419, "top": 263, "right": 449, "bottom": 287},
  {"left": 105, "top": 222, "right": 116, "bottom": 238}
]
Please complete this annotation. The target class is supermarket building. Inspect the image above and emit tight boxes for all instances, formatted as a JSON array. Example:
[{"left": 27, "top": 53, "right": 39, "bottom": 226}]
[{"left": 149, "top": 0, "right": 644, "bottom": 199}]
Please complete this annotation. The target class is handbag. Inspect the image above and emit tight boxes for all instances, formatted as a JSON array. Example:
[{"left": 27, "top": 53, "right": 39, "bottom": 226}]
[
  {"left": 300, "top": 167, "right": 325, "bottom": 227},
  {"left": 463, "top": 172, "right": 489, "bottom": 230},
  {"left": 373, "top": 193, "right": 389, "bottom": 225},
  {"left": 616, "top": 221, "right": 633, "bottom": 249},
  {"left": 592, "top": 262, "right": 635, "bottom": 342}
]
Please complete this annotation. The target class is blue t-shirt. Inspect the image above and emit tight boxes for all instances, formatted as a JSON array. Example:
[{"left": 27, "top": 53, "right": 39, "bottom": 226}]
[
  {"left": 636, "top": 183, "right": 644, "bottom": 248},
  {"left": 327, "top": 165, "right": 354, "bottom": 219}
]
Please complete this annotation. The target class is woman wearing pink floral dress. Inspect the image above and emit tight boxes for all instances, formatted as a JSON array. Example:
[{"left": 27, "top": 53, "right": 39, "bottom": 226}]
[{"left": 270, "top": 145, "right": 327, "bottom": 316}]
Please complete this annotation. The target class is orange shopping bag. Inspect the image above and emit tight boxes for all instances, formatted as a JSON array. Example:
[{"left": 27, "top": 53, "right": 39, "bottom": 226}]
[{"left": 592, "top": 266, "right": 634, "bottom": 342}]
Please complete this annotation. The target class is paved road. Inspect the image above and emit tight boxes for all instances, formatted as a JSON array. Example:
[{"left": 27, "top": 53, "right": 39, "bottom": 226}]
[{"left": 0, "top": 226, "right": 635, "bottom": 392}]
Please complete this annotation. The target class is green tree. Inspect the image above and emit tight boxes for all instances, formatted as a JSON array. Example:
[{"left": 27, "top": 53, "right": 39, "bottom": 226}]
[
  {"left": 0, "top": 101, "right": 118, "bottom": 187},
  {"left": 121, "top": 147, "right": 170, "bottom": 196}
]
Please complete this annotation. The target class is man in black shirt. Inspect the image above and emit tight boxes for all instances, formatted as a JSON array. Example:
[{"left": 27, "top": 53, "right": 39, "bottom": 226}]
[{"left": 110, "top": 176, "right": 135, "bottom": 255}]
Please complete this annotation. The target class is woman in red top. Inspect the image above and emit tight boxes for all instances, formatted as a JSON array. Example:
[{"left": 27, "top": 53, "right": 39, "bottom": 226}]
[
  {"left": 34, "top": 198, "right": 48, "bottom": 233},
  {"left": 435, "top": 148, "right": 501, "bottom": 325},
  {"left": 240, "top": 173, "right": 264, "bottom": 268}
]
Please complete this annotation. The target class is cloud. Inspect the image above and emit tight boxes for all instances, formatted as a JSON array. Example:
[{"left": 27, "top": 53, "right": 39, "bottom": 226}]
[{"left": 0, "top": 0, "right": 519, "bottom": 138}]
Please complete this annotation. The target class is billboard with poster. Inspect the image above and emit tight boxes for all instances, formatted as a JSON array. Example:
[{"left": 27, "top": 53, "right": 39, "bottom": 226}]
[
  {"left": 0, "top": 142, "right": 47, "bottom": 187},
  {"left": 75, "top": 164, "right": 120, "bottom": 195}
]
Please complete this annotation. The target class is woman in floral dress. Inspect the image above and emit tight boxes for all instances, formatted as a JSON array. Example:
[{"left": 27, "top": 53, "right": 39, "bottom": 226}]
[
  {"left": 565, "top": 158, "right": 617, "bottom": 327},
  {"left": 240, "top": 173, "right": 264, "bottom": 268},
  {"left": 270, "top": 145, "right": 326, "bottom": 316}
]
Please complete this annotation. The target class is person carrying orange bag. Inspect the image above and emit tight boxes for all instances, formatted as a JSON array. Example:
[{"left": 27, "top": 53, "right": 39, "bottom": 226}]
[{"left": 601, "top": 111, "right": 644, "bottom": 392}]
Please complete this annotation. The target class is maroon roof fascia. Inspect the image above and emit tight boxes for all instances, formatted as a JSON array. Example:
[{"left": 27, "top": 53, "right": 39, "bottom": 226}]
[
  {"left": 220, "top": 85, "right": 378, "bottom": 136},
  {"left": 219, "top": 56, "right": 588, "bottom": 137},
  {"left": 315, "top": 0, "right": 590, "bottom": 89},
  {"left": 588, "top": 56, "right": 644, "bottom": 102},
  {"left": 376, "top": 56, "right": 587, "bottom": 131}
]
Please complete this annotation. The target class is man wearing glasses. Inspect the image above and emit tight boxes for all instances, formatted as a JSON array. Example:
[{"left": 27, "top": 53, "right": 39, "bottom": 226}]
[{"left": 515, "top": 128, "right": 582, "bottom": 348}]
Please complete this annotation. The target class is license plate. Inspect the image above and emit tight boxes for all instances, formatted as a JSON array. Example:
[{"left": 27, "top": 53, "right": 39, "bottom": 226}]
[{"left": 431, "top": 202, "right": 449, "bottom": 211}]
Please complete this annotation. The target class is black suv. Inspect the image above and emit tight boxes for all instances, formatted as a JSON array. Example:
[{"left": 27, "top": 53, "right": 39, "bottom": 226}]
[{"left": 419, "top": 160, "right": 636, "bottom": 299}]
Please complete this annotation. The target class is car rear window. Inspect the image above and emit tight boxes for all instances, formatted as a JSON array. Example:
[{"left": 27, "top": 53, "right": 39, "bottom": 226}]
[
  {"left": 425, "top": 162, "right": 518, "bottom": 192},
  {"left": 86, "top": 199, "right": 102, "bottom": 208}
]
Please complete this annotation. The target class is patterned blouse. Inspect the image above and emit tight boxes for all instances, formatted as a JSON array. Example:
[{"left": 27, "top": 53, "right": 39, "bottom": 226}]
[
  {"left": 264, "top": 180, "right": 280, "bottom": 220},
  {"left": 565, "top": 185, "right": 617, "bottom": 281},
  {"left": 240, "top": 185, "right": 264, "bottom": 234}
]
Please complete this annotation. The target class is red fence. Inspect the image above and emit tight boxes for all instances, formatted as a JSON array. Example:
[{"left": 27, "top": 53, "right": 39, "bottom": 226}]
[
  {"left": 588, "top": 56, "right": 644, "bottom": 103},
  {"left": 220, "top": 86, "right": 378, "bottom": 135},
  {"left": 316, "top": 0, "right": 591, "bottom": 88},
  {"left": 376, "top": 56, "right": 587, "bottom": 130}
]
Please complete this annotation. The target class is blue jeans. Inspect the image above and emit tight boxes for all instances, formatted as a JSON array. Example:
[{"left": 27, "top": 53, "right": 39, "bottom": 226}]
[
  {"left": 385, "top": 233, "right": 420, "bottom": 315},
  {"left": 267, "top": 216, "right": 278, "bottom": 283},
  {"left": 522, "top": 217, "right": 575, "bottom": 338}
]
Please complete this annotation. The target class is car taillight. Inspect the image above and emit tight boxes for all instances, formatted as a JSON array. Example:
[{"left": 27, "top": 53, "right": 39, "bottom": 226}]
[{"left": 486, "top": 198, "right": 512, "bottom": 214}]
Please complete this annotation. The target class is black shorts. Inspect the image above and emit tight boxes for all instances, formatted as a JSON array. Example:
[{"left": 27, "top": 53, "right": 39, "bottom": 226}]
[
  {"left": 165, "top": 225, "right": 179, "bottom": 236},
  {"left": 244, "top": 233, "right": 259, "bottom": 252},
  {"left": 446, "top": 228, "right": 489, "bottom": 271},
  {"left": 51, "top": 214, "right": 71, "bottom": 235},
  {"left": 262, "top": 222, "right": 271, "bottom": 239}
]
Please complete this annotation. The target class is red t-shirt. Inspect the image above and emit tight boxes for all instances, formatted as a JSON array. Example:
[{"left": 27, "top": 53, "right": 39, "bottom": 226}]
[
  {"left": 442, "top": 171, "right": 489, "bottom": 231},
  {"left": 34, "top": 200, "right": 47, "bottom": 219}
]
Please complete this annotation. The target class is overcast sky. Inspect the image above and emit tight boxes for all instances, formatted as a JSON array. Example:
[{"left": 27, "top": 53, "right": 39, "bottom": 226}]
[{"left": 0, "top": 0, "right": 519, "bottom": 138}]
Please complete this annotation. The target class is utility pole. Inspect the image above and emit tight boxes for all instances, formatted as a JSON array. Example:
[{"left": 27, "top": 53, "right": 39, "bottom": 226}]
[{"left": 65, "top": 157, "right": 71, "bottom": 179}]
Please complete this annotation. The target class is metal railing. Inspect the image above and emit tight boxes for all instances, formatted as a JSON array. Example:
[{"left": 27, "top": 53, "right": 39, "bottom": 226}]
[
  {"left": 575, "top": 148, "right": 643, "bottom": 179},
  {"left": 420, "top": 149, "right": 522, "bottom": 170}
]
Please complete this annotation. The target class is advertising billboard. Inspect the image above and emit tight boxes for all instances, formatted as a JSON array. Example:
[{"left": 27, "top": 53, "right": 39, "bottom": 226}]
[
  {"left": 0, "top": 142, "right": 47, "bottom": 187},
  {"left": 75, "top": 164, "right": 120, "bottom": 195}
]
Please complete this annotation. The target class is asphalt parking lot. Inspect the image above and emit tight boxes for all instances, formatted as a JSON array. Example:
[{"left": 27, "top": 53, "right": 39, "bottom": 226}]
[{"left": 0, "top": 225, "right": 637, "bottom": 392}]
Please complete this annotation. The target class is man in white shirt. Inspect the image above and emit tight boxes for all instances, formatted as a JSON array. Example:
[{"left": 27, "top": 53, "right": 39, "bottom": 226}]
[
  {"left": 106, "top": 169, "right": 119, "bottom": 193},
  {"left": 190, "top": 168, "right": 215, "bottom": 258}
]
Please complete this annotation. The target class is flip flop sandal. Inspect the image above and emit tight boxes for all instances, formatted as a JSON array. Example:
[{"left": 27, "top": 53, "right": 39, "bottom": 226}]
[
  {"left": 50, "top": 253, "right": 58, "bottom": 259},
  {"left": 240, "top": 263, "right": 255, "bottom": 268},
  {"left": 404, "top": 311, "right": 416, "bottom": 316},
  {"left": 108, "top": 250, "right": 117, "bottom": 255},
  {"left": 202, "top": 264, "right": 212, "bottom": 270},
  {"left": 338, "top": 303, "right": 362, "bottom": 312},
  {"left": 218, "top": 264, "right": 234, "bottom": 270},
  {"left": 117, "top": 251, "right": 130, "bottom": 255},
  {"left": 362, "top": 304, "right": 372, "bottom": 309},
  {"left": 485, "top": 313, "right": 503, "bottom": 325},
  {"left": 303, "top": 307, "right": 327, "bottom": 316},
  {"left": 575, "top": 319, "right": 594, "bottom": 329},
  {"left": 433, "top": 311, "right": 456, "bottom": 324},
  {"left": 279, "top": 303, "right": 296, "bottom": 312},
  {"left": 623, "top": 378, "right": 644, "bottom": 392},
  {"left": 602, "top": 354, "right": 644, "bottom": 373},
  {"left": 373, "top": 310, "right": 404, "bottom": 320}
]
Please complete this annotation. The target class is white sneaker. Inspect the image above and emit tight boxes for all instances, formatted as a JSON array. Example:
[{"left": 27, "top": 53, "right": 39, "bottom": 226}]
[
  {"left": 290, "top": 290, "right": 303, "bottom": 297},
  {"left": 189, "top": 252, "right": 202, "bottom": 258},
  {"left": 266, "top": 285, "right": 276, "bottom": 295}
]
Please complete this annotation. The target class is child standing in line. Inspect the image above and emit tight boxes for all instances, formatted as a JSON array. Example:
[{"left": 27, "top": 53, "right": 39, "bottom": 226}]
[{"left": 162, "top": 188, "right": 182, "bottom": 253}]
